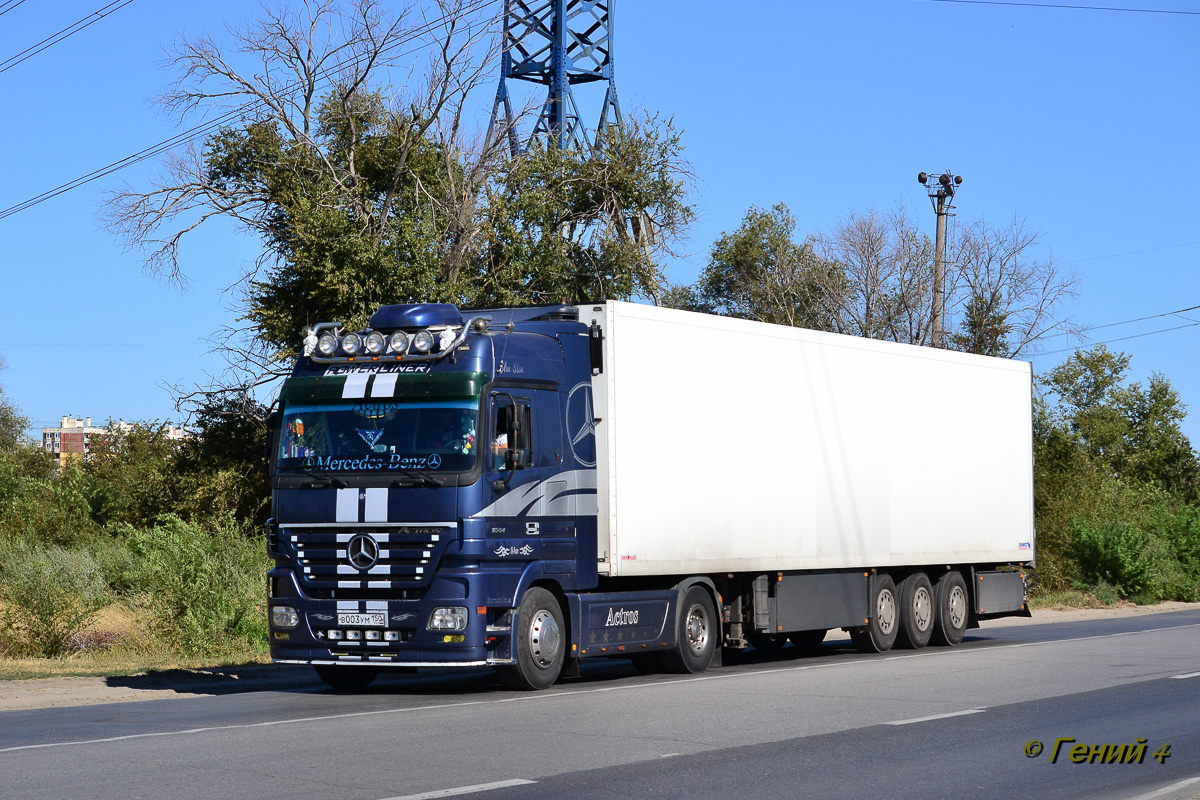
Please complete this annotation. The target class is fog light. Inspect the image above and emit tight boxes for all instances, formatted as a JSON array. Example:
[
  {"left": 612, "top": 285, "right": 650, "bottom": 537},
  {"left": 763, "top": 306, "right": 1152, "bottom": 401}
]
[
  {"left": 327, "top": 629, "right": 343, "bottom": 640},
  {"left": 384, "top": 630, "right": 401, "bottom": 641},
  {"left": 271, "top": 606, "right": 299, "bottom": 628},
  {"left": 443, "top": 634, "right": 465, "bottom": 643},
  {"left": 317, "top": 334, "right": 338, "bottom": 356},
  {"left": 428, "top": 606, "right": 468, "bottom": 631},
  {"left": 342, "top": 333, "right": 363, "bottom": 356},
  {"left": 389, "top": 331, "right": 409, "bottom": 353},
  {"left": 346, "top": 629, "right": 362, "bottom": 640},
  {"left": 365, "top": 630, "right": 381, "bottom": 641}
]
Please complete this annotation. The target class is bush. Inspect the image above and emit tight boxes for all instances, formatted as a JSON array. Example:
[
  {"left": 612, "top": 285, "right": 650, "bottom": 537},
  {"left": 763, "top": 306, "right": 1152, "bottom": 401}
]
[
  {"left": 1069, "top": 519, "right": 1153, "bottom": 599},
  {"left": 0, "top": 542, "right": 110, "bottom": 657},
  {"left": 127, "top": 515, "right": 269, "bottom": 657}
]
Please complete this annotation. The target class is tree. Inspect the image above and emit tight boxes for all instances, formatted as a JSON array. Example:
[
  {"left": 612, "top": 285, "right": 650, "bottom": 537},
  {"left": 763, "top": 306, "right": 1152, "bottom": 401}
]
[
  {"left": 673, "top": 202, "right": 1079, "bottom": 358},
  {"left": 104, "top": 0, "right": 693, "bottom": 407},
  {"left": 949, "top": 290, "right": 1012, "bottom": 357},
  {"left": 0, "top": 355, "right": 29, "bottom": 453},
  {"left": 669, "top": 204, "right": 834, "bottom": 328},
  {"left": 1039, "top": 345, "right": 1199, "bottom": 500}
]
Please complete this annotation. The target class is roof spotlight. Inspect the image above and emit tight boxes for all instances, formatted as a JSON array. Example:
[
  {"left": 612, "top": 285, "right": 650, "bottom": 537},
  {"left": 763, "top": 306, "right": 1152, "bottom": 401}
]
[
  {"left": 317, "top": 334, "right": 338, "bottom": 356},
  {"left": 365, "top": 331, "right": 386, "bottom": 355}
]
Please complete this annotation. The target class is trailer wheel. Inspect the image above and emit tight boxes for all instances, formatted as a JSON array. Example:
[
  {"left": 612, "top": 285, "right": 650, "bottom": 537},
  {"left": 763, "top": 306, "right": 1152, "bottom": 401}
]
[
  {"left": 660, "top": 586, "right": 717, "bottom": 674},
  {"left": 314, "top": 665, "right": 379, "bottom": 692},
  {"left": 788, "top": 629, "right": 827, "bottom": 652},
  {"left": 896, "top": 573, "right": 935, "bottom": 649},
  {"left": 496, "top": 587, "right": 566, "bottom": 690},
  {"left": 850, "top": 574, "right": 899, "bottom": 653},
  {"left": 931, "top": 571, "right": 969, "bottom": 646}
]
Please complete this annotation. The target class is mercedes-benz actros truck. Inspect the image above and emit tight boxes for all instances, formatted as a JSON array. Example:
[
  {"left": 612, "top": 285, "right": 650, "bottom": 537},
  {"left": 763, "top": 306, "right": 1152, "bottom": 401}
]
[{"left": 266, "top": 300, "right": 1033, "bottom": 690}]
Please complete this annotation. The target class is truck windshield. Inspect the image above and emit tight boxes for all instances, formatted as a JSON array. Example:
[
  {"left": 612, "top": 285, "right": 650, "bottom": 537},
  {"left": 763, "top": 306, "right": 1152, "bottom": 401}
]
[{"left": 276, "top": 399, "right": 478, "bottom": 474}]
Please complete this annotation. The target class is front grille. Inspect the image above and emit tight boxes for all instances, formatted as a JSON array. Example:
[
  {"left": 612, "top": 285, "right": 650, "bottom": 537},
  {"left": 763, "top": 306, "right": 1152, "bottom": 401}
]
[{"left": 283, "top": 524, "right": 451, "bottom": 595}]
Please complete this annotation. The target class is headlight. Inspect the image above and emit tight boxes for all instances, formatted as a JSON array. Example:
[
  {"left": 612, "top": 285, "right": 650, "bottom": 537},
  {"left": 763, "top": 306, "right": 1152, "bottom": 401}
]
[
  {"left": 428, "top": 606, "right": 468, "bottom": 631},
  {"left": 342, "top": 333, "right": 363, "bottom": 356},
  {"left": 412, "top": 330, "right": 435, "bottom": 353},
  {"left": 389, "top": 331, "right": 409, "bottom": 354},
  {"left": 271, "top": 606, "right": 299, "bottom": 628},
  {"left": 364, "top": 331, "right": 386, "bottom": 355},
  {"left": 317, "top": 334, "right": 338, "bottom": 356}
]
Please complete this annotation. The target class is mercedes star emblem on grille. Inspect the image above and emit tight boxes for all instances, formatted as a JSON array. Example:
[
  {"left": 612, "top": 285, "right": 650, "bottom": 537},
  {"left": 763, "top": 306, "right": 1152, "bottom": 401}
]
[{"left": 347, "top": 534, "right": 380, "bottom": 570}]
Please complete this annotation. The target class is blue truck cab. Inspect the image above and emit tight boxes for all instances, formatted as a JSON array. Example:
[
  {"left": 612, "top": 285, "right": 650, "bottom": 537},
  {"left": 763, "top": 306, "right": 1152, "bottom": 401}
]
[{"left": 267, "top": 303, "right": 690, "bottom": 690}]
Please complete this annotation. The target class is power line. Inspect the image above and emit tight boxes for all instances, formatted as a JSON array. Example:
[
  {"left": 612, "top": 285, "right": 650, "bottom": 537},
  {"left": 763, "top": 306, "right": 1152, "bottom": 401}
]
[
  {"left": 1040, "top": 302, "right": 1200, "bottom": 340},
  {"left": 916, "top": 0, "right": 1200, "bottom": 15},
  {"left": 1061, "top": 239, "right": 1200, "bottom": 266},
  {"left": 0, "top": 1, "right": 135, "bottom": 77},
  {"left": 0, "top": 0, "right": 499, "bottom": 222},
  {"left": 0, "top": 0, "right": 32, "bottom": 20},
  {"left": 1040, "top": 320, "right": 1200, "bottom": 356}
]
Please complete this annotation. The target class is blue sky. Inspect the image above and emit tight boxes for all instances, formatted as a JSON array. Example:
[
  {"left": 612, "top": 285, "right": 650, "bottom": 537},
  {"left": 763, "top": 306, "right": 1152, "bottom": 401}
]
[{"left": 1, "top": 0, "right": 1197, "bottom": 442}]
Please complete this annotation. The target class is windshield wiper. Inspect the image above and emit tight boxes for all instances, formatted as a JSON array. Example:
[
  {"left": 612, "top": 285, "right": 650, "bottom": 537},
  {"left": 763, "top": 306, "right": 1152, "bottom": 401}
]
[
  {"left": 391, "top": 469, "right": 440, "bottom": 488},
  {"left": 291, "top": 469, "right": 349, "bottom": 489}
]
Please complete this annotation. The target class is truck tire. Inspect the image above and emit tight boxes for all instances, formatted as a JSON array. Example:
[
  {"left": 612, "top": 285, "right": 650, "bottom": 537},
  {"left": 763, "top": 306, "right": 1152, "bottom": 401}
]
[
  {"left": 788, "top": 629, "right": 827, "bottom": 653},
  {"left": 314, "top": 665, "right": 379, "bottom": 691},
  {"left": 896, "top": 572, "right": 935, "bottom": 649},
  {"left": 660, "top": 586, "right": 717, "bottom": 674},
  {"left": 496, "top": 587, "right": 566, "bottom": 690},
  {"left": 850, "top": 574, "right": 899, "bottom": 653},
  {"left": 931, "top": 571, "right": 969, "bottom": 646}
]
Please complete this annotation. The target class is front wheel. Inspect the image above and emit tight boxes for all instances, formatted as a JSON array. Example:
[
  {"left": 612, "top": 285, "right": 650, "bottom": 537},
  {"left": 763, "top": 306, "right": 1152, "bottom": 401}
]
[
  {"left": 496, "top": 587, "right": 566, "bottom": 690},
  {"left": 660, "top": 586, "right": 717, "bottom": 674}
]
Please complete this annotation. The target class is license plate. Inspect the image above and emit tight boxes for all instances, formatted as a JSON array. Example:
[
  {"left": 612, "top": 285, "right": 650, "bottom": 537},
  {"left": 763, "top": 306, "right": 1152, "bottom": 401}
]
[{"left": 337, "top": 612, "right": 386, "bottom": 627}]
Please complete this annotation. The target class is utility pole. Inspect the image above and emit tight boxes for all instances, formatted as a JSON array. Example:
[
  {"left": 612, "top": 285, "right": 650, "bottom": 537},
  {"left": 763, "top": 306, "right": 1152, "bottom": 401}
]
[{"left": 917, "top": 171, "right": 962, "bottom": 348}]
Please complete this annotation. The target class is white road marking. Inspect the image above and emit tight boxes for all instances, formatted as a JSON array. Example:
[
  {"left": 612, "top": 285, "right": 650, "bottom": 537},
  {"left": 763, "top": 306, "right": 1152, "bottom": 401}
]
[
  {"left": 377, "top": 779, "right": 535, "bottom": 800},
  {"left": 1124, "top": 776, "right": 1200, "bottom": 800},
  {"left": 884, "top": 708, "right": 985, "bottom": 725},
  {"left": 1170, "top": 671, "right": 1200, "bottom": 680},
  {"left": 3, "top": 620, "right": 1198, "bottom": 754}
]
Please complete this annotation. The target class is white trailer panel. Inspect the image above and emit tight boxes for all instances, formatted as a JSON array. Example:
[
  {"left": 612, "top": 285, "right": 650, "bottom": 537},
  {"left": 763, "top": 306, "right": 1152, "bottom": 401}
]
[{"left": 582, "top": 301, "right": 1034, "bottom": 578}]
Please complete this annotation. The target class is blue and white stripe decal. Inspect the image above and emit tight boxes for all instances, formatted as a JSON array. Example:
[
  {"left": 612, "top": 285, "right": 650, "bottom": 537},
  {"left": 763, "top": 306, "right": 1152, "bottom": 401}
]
[
  {"left": 470, "top": 469, "right": 597, "bottom": 518},
  {"left": 341, "top": 372, "right": 371, "bottom": 398},
  {"left": 335, "top": 488, "right": 390, "bottom": 522}
]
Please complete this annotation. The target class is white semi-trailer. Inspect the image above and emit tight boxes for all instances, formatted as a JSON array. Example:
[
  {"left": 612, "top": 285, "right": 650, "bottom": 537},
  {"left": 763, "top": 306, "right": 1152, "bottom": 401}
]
[{"left": 268, "top": 300, "right": 1034, "bottom": 690}]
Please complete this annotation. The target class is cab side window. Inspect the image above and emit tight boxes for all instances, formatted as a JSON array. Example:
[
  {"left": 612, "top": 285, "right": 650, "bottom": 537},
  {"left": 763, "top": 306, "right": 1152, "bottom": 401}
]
[{"left": 490, "top": 395, "right": 532, "bottom": 471}]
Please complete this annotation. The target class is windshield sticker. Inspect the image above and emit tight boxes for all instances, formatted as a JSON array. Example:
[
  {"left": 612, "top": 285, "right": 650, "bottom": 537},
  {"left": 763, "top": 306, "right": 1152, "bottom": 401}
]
[
  {"left": 324, "top": 363, "right": 430, "bottom": 375},
  {"left": 302, "top": 453, "right": 446, "bottom": 471},
  {"left": 357, "top": 429, "right": 383, "bottom": 448}
]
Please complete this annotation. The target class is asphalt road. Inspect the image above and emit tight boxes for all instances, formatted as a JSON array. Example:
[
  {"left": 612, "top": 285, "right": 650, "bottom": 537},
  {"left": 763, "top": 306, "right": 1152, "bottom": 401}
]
[{"left": 2, "top": 610, "right": 1199, "bottom": 800}]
